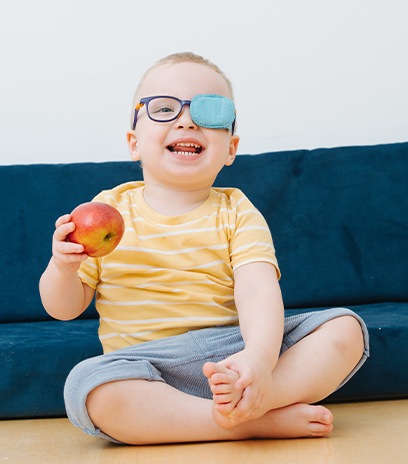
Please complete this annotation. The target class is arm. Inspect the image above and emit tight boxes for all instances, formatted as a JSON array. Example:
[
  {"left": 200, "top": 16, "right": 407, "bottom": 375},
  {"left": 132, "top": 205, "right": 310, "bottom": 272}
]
[
  {"left": 39, "top": 214, "right": 95, "bottom": 320},
  {"left": 234, "top": 261, "right": 284, "bottom": 370},
  {"left": 220, "top": 261, "right": 284, "bottom": 419}
]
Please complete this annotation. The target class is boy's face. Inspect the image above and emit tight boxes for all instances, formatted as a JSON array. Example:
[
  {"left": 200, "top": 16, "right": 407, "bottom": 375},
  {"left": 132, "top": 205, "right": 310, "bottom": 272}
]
[{"left": 127, "top": 62, "right": 240, "bottom": 191}]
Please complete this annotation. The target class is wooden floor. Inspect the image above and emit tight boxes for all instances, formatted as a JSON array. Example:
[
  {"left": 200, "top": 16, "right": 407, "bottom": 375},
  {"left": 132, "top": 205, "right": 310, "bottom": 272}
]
[{"left": 1, "top": 399, "right": 407, "bottom": 463}]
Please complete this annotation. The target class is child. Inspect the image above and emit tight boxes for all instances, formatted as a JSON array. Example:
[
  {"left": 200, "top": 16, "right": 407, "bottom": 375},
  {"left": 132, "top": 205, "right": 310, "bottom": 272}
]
[{"left": 39, "top": 52, "right": 369, "bottom": 445}]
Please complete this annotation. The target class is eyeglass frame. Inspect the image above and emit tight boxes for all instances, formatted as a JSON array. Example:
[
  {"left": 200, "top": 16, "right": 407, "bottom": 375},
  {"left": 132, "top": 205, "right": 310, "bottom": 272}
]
[{"left": 131, "top": 95, "right": 236, "bottom": 134}]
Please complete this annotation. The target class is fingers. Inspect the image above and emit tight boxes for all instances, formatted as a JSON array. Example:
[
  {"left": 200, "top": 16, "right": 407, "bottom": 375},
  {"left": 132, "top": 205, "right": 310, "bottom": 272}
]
[
  {"left": 54, "top": 240, "right": 87, "bottom": 261},
  {"left": 228, "top": 385, "right": 262, "bottom": 422},
  {"left": 219, "top": 360, "right": 253, "bottom": 390},
  {"left": 54, "top": 220, "right": 74, "bottom": 242},
  {"left": 234, "top": 370, "right": 253, "bottom": 390},
  {"left": 205, "top": 362, "right": 272, "bottom": 426},
  {"left": 52, "top": 214, "right": 87, "bottom": 267},
  {"left": 55, "top": 213, "right": 72, "bottom": 229}
]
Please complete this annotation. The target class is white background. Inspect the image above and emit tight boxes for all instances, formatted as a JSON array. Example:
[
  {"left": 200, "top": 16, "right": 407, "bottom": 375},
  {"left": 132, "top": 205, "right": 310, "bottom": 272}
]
[{"left": 0, "top": 0, "right": 407, "bottom": 165}]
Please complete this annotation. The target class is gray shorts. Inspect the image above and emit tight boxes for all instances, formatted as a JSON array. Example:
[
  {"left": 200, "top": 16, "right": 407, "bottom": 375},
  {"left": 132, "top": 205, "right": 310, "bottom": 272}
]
[{"left": 64, "top": 307, "right": 369, "bottom": 443}]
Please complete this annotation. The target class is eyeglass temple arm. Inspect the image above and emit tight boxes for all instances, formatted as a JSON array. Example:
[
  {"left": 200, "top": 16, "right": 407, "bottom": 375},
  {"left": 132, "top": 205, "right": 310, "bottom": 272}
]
[{"left": 132, "top": 103, "right": 145, "bottom": 130}]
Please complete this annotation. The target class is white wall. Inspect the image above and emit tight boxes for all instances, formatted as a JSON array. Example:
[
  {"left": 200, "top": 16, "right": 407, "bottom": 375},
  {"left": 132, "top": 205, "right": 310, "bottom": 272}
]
[{"left": 1, "top": 0, "right": 407, "bottom": 165}]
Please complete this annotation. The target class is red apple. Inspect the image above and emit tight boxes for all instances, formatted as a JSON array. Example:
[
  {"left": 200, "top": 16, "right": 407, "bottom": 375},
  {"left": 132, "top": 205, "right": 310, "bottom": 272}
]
[{"left": 67, "top": 202, "right": 125, "bottom": 257}]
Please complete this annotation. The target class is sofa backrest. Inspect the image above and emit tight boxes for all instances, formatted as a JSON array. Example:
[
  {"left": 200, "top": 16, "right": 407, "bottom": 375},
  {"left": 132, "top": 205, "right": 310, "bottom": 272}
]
[
  {"left": 1, "top": 142, "right": 407, "bottom": 323},
  {"left": 0, "top": 162, "right": 142, "bottom": 323},
  {"left": 216, "top": 142, "right": 408, "bottom": 309}
]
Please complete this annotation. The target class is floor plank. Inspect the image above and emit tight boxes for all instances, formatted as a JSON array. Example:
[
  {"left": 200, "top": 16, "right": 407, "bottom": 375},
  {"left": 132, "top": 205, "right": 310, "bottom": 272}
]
[{"left": 1, "top": 399, "right": 407, "bottom": 463}]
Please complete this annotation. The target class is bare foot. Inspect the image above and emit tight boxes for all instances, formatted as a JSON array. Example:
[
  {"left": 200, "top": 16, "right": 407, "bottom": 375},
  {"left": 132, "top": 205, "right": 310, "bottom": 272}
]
[
  {"left": 203, "top": 363, "right": 334, "bottom": 437},
  {"left": 241, "top": 403, "right": 334, "bottom": 439},
  {"left": 203, "top": 362, "right": 244, "bottom": 428}
]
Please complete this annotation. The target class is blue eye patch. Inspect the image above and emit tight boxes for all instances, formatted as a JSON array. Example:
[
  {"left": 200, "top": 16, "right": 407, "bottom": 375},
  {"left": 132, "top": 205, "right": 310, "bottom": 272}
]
[{"left": 190, "top": 94, "right": 236, "bottom": 132}]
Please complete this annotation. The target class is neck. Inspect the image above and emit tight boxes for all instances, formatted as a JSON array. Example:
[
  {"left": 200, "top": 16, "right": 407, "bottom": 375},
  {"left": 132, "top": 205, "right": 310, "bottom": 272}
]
[{"left": 142, "top": 183, "right": 211, "bottom": 216}]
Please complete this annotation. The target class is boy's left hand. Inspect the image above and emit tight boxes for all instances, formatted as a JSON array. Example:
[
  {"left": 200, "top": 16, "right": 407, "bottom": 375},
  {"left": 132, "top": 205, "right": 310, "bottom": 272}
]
[{"left": 219, "top": 347, "right": 272, "bottom": 423}]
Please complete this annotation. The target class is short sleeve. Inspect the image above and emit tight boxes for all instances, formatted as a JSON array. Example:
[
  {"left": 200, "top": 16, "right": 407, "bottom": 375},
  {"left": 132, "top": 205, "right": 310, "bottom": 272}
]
[{"left": 229, "top": 191, "right": 280, "bottom": 279}]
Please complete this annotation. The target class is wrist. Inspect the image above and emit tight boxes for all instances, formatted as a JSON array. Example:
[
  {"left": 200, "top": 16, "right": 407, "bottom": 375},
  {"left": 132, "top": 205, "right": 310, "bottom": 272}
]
[
  {"left": 50, "top": 256, "right": 82, "bottom": 276},
  {"left": 244, "top": 343, "right": 278, "bottom": 368}
]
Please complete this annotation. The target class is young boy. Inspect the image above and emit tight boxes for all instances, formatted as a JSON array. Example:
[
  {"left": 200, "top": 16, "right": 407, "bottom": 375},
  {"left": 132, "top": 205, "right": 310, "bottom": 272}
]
[{"left": 39, "top": 52, "right": 369, "bottom": 445}]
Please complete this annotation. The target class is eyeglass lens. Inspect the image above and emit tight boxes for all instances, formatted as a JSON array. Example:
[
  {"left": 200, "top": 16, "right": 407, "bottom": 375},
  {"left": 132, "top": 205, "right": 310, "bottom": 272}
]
[{"left": 147, "top": 97, "right": 183, "bottom": 122}]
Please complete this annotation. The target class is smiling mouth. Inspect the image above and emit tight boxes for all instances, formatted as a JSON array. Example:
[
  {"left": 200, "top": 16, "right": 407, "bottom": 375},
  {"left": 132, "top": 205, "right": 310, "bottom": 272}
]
[{"left": 167, "top": 143, "right": 203, "bottom": 156}]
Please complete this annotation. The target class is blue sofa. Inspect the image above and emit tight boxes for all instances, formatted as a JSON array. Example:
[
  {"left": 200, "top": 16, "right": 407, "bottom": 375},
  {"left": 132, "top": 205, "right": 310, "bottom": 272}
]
[{"left": 1, "top": 142, "right": 407, "bottom": 419}]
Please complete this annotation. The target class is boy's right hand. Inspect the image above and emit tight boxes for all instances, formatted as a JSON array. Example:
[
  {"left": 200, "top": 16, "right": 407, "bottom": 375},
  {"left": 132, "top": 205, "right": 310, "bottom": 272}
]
[{"left": 52, "top": 214, "right": 89, "bottom": 272}]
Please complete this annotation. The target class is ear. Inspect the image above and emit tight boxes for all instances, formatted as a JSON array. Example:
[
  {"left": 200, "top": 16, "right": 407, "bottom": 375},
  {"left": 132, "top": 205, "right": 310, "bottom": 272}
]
[
  {"left": 225, "top": 134, "right": 240, "bottom": 166},
  {"left": 127, "top": 131, "right": 140, "bottom": 161}
]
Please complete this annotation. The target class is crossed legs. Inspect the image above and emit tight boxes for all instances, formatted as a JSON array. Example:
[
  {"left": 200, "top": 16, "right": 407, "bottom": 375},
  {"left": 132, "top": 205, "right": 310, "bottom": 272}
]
[{"left": 86, "top": 315, "right": 365, "bottom": 444}]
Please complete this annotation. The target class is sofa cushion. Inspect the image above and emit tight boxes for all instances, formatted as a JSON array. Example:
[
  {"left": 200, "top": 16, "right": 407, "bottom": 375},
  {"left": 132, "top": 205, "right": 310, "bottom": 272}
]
[
  {"left": 0, "top": 319, "right": 101, "bottom": 418},
  {"left": 1, "top": 303, "right": 407, "bottom": 418},
  {"left": 286, "top": 302, "right": 408, "bottom": 402}
]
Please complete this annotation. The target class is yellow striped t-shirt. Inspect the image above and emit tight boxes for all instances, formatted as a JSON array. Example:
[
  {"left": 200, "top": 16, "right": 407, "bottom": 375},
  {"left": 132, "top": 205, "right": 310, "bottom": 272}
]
[{"left": 78, "top": 181, "right": 280, "bottom": 353}]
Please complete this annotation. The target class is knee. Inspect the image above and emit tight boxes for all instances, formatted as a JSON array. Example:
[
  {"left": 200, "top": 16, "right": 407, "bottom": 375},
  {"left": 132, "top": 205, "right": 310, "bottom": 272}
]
[
  {"left": 86, "top": 382, "right": 119, "bottom": 428},
  {"left": 86, "top": 380, "right": 150, "bottom": 445},
  {"left": 327, "top": 315, "right": 365, "bottom": 360},
  {"left": 64, "top": 358, "right": 98, "bottom": 424}
]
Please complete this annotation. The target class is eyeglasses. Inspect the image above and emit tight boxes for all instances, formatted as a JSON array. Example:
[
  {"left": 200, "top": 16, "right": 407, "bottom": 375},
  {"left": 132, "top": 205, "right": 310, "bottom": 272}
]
[{"left": 132, "top": 94, "right": 236, "bottom": 133}]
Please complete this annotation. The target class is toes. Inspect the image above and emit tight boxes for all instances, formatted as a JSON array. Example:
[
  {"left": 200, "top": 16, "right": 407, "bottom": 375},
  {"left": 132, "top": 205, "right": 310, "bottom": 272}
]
[
  {"left": 213, "top": 390, "right": 238, "bottom": 403},
  {"left": 202, "top": 362, "right": 218, "bottom": 379},
  {"left": 215, "top": 403, "right": 236, "bottom": 415},
  {"left": 306, "top": 405, "right": 334, "bottom": 436},
  {"left": 311, "top": 406, "right": 333, "bottom": 425},
  {"left": 211, "top": 372, "right": 233, "bottom": 386},
  {"left": 308, "top": 421, "right": 334, "bottom": 437},
  {"left": 211, "top": 382, "right": 233, "bottom": 395},
  {"left": 203, "top": 362, "right": 232, "bottom": 379}
]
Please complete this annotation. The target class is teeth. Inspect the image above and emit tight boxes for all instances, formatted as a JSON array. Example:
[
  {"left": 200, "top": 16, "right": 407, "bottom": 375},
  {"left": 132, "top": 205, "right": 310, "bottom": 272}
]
[
  {"left": 173, "top": 151, "right": 197, "bottom": 156},
  {"left": 172, "top": 143, "right": 201, "bottom": 149},
  {"left": 177, "top": 143, "right": 200, "bottom": 147},
  {"left": 168, "top": 142, "right": 202, "bottom": 155}
]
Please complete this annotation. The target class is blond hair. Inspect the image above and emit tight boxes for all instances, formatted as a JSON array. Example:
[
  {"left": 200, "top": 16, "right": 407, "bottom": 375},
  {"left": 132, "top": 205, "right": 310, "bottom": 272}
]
[{"left": 153, "top": 52, "right": 234, "bottom": 98}]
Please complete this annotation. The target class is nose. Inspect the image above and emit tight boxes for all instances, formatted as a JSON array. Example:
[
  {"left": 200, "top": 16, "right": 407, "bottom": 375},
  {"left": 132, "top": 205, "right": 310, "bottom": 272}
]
[{"left": 176, "top": 104, "right": 197, "bottom": 129}]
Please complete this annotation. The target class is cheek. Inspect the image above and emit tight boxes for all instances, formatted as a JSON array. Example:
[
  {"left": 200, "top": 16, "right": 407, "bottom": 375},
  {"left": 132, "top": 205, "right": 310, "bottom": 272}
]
[
  {"left": 137, "top": 121, "right": 168, "bottom": 143},
  {"left": 205, "top": 129, "right": 229, "bottom": 146},
  {"left": 135, "top": 139, "right": 171, "bottom": 166},
  {"left": 211, "top": 135, "right": 234, "bottom": 157}
]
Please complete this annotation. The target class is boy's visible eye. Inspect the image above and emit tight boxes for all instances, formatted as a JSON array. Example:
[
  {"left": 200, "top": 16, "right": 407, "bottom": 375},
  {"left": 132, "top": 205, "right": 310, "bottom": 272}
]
[
  {"left": 146, "top": 97, "right": 182, "bottom": 121},
  {"left": 149, "top": 99, "right": 178, "bottom": 116},
  {"left": 155, "top": 105, "right": 176, "bottom": 114}
]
